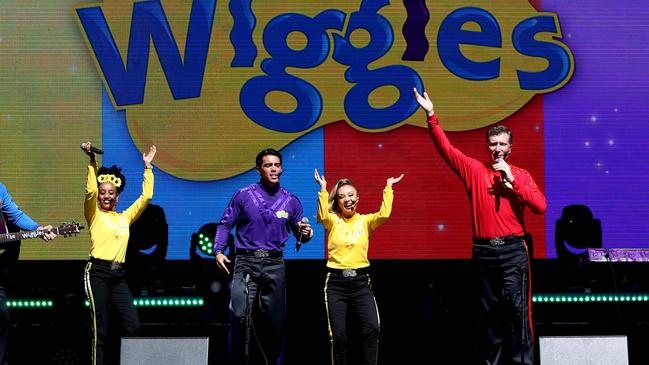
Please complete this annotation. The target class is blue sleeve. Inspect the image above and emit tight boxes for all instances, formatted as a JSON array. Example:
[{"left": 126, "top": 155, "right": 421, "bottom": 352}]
[
  {"left": 213, "top": 190, "right": 241, "bottom": 252},
  {"left": 0, "top": 183, "right": 40, "bottom": 231}
]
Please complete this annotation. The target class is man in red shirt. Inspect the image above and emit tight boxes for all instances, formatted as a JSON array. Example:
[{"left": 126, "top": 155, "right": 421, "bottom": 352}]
[{"left": 415, "top": 88, "right": 546, "bottom": 365}]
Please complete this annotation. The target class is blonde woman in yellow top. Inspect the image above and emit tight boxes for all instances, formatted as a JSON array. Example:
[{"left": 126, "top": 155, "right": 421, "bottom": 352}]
[
  {"left": 81, "top": 141, "right": 156, "bottom": 365},
  {"left": 314, "top": 168, "right": 403, "bottom": 365}
]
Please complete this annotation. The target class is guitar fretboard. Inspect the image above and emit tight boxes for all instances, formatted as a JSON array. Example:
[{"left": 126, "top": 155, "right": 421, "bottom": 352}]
[{"left": 0, "top": 230, "right": 43, "bottom": 244}]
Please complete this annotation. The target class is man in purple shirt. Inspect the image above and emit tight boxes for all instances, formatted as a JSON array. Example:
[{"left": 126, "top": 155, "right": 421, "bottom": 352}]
[{"left": 214, "top": 148, "right": 312, "bottom": 365}]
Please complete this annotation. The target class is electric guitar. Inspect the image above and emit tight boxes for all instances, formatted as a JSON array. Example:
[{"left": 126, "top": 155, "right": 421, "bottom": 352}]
[{"left": 0, "top": 222, "right": 83, "bottom": 245}]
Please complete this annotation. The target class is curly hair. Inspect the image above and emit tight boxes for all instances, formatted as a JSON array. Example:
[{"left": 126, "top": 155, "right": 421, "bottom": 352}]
[
  {"left": 96, "top": 165, "right": 126, "bottom": 193},
  {"left": 327, "top": 178, "right": 357, "bottom": 213}
]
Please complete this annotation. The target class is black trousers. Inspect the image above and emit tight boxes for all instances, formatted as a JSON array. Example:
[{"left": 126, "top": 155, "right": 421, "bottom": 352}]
[
  {"left": 473, "top": 239, "right": 533, "bottom": 365},
  {"left": 229, "top": 255, "right": 286, "bottom": 365},
  {"left": 324, "top": 271, "right": 380, "bottom": 365},
  {"left": 84, "top": 260, "right": 140, "bottom": 365}
]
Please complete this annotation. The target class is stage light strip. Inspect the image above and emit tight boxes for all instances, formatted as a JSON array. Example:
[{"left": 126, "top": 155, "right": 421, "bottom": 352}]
[
  {"left": 7, "top": 299, "right": 54, "bottom": 308},
  {"left": 83, "top": 297, "right": 205, "bottom": 307},
  {"left": 533, "top": 294, "right": 649, "bottom": 303}
]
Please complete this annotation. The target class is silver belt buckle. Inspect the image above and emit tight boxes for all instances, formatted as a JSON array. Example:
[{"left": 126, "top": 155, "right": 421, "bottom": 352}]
[
  {"left": 110, "top": 262, "right": 122, "bottom": 270},
  {"left": 342, "top": 269, "right": 357, "bottom": 278},
  {"left": 254, "top": 249, "right": 270, "bottom": 258},
  {"left": 489, "top": 237, "right": 506, "bottom": 246}
]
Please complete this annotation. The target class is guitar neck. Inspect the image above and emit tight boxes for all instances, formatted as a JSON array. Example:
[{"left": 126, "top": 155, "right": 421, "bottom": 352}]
[{"left": 0, "top": 229, "right": 45, "bottom": 244}]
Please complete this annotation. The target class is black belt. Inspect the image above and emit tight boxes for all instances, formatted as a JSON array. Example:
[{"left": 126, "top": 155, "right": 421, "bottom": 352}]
[
  {"left": 328, "top": 267, "right": 370, "bottom": 278},
  {"left": 473, "top": 235, "right": 525, "bottom": 247},
  {"left": 89, "top": 257, "right": 124, "bottom": 270},
  {"left": 237, "top": 249, "right": 283, "bottom": 258}
]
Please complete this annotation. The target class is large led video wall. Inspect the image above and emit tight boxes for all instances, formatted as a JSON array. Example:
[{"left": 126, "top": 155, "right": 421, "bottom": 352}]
[{"left": 1, "top": 0, "right": 647, "bottom": 259}]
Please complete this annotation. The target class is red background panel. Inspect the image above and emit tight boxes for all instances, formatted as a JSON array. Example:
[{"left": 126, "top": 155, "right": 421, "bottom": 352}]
[{"left": 323, "top": 96, "right": 545, "bottom": 259}]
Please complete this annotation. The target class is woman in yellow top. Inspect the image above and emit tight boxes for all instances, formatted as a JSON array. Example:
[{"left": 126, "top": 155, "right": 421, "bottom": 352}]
[
  {"left": 314, "top": 168, "right": 403, "bottom": 365},
  {"left": 81, "top": 142, "right": 156, "bottom": 365}
]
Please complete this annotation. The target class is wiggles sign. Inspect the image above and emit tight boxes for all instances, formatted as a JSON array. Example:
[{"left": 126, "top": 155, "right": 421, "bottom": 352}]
[{"left": 76, "top": 0, "right": 573, "bottom": 181}]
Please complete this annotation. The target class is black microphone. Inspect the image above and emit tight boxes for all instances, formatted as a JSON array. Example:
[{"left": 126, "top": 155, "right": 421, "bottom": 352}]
[
  {"left": 496, "top": 156, "right": 512, "bottom": 188},
  {"left": 81, "top": 144, "right": 104, "bottom": 155},
  {"left": 296, "top": 217, "right": 309, "bottom": 252}
]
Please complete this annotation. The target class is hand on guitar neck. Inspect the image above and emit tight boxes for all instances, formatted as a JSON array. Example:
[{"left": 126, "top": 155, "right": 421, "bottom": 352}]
[
  {"left": 0, "top": 222, "right": 83, "bottom": 246},
  {"left": 38, "top": 225, "right": 56, "bottom": 241}
]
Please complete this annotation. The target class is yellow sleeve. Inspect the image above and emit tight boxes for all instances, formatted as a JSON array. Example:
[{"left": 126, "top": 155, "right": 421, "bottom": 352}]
[
  {"left": 367, "top": 186, "right": 393, "bottom": 232},
  {"left": 122, "top": 168, "right": 154, "bottom": 224},
  {"left": 84, "top": 162, "right": 99, "bottom": 223},
  {"left": 317, "top": 190, "right": 334, "bottom": 230}
]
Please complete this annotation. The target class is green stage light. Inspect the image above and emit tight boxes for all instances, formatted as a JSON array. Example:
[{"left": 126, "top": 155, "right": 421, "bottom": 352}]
[
  {"left": 193, "top": 223, "right": 218, "bottom": 257},
  {"left": 7, "top": 299, "right": 53, "bottom": 308},
  {"left": 533, "top": 293, "right": 649, "bottom": 303},
  {"left": 85, "top": 297, "right": 205, "bottom": 307}
]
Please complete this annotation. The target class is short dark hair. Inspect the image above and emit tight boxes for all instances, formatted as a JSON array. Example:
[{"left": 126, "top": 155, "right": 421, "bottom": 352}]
[
  {"left": 96, "top": 165, "right": 126, "bottom": 193},
  {"left": 486, "top": 125, "right": 513, "bottom": 144},
  {"left": 256, "top": 148, "right": 282, "bottom": 167}
]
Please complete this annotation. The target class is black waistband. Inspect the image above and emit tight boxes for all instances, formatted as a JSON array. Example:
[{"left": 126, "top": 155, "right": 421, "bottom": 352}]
[
  {"left": 237, "top": 249, "right": 283, "bottom": 258},
  {"left": 473, "top": 235, "right": 525, "bottom": 247},
  {"left": 89, "top": 257, "right": 124, "bottom": 270},
  {"left": 328, "top": 267, "right": 370, "bottom": 277}
]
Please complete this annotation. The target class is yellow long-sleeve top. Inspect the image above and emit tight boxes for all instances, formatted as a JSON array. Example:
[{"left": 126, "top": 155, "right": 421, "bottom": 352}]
[
  {"left": 318, "top": 186, "right": 393, "bottom": 270},
  {"left": 84, "top": 162, "right": 154, "bottom": 263}
]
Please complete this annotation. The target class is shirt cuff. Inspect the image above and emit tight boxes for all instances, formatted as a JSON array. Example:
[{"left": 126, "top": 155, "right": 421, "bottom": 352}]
[{"left": 427, "top": 114, "right": 439, "bottom": 127}]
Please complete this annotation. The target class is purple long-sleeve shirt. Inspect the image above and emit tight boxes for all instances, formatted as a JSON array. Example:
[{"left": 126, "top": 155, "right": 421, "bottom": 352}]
[{"left": 214, "top": 182, "right": 304, "bottom": 252}]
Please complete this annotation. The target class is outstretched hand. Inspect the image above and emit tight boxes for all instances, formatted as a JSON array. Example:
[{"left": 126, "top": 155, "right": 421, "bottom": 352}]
[
  {"left": 413, "top": 88, "right": 434, "bottom": 117},
  {"left": 314, "top": 168, "right": 327, "bottom": 191},
  {"left": 143, "top": 145, "right": 157, "bottom": 168},
  {"left": 386, "top": 174, "right": 404, "bottom": 187}
]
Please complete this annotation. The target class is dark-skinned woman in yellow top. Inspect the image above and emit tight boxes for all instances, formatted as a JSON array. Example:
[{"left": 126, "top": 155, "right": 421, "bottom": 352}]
[
  {"left": 81, "top": 142, "right": 156, "bottom": 365},
  {"left": 314, "top": 168, "right": 403, "bottom": 365}
]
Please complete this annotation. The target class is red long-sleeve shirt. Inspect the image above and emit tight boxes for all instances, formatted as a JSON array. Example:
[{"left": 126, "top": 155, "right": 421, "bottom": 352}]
[{"left": 428, "top": 115, "right": 547, "bottom": 239}]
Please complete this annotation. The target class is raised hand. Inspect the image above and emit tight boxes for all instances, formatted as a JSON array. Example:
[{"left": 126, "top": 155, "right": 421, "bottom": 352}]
[
  {"left": 80, "top": 141, "right": 96, "bottom": 161},
  {"left": 413, "top": 88, "right": 434, "bottom": 117},
  {"left": 314, "top": 168, "right": 327, "bottom": 191},
  {"left": 386, "top": 174, "right": 404, "bottom": 187},
  {"left": 143, "top": 145, "right": 157, "bottom": 168}
]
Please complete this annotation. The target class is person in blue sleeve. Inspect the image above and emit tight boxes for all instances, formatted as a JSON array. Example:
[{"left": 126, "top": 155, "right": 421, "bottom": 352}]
[{"left": 0, "top": 182, "right": 56, "bottom": 363}]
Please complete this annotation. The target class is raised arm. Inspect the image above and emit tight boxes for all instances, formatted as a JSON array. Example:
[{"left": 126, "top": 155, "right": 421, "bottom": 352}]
[
  {"left": 366, "top": 174, "right": 402, "bottom": 232},
  {"left": 122, "top": 146, "right": 156, "bottom": 223},
  {"left": 414, "top": 88, "right": 477, "bottom": 181},
  {"left": 81, "top": 141, "right": 99, "bottom": 223},
  {"left": 314, "top": 168, "right": 333, "bottom": 227}
]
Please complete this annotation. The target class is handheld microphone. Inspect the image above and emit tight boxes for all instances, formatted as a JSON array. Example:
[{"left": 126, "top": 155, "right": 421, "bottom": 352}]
[
  {"left": 81, "top": 144, "right": 104, "bottom": 155},
  {"left": 296, "top": 217, "right": 309, "bottom": 252},
  {"left": 496, "top": 156, "right": 512, "bottom": 189}
]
